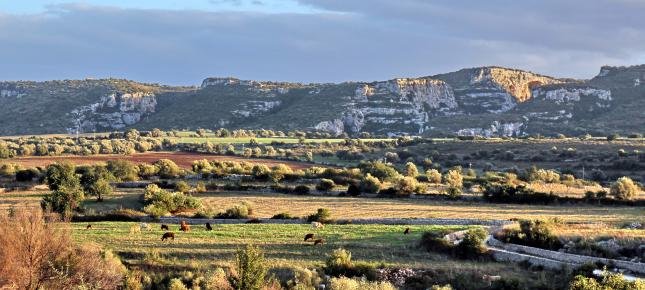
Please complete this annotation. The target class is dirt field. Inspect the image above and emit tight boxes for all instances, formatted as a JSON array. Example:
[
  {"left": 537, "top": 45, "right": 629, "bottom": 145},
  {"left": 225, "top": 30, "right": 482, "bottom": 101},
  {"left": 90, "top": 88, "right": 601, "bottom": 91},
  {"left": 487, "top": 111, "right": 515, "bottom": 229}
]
[{"left": 3, "top": 151, "right": 316, "bottom": 170}]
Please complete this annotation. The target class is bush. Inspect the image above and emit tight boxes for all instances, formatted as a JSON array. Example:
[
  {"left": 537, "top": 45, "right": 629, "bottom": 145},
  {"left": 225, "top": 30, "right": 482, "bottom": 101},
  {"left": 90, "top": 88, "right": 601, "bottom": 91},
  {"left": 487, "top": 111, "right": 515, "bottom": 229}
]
[
  {"left": 174, "top": 181, "right": 192, "bottom": 193},
  {"left": 329, "top": 277, "right": 395, "bottom": 290},
  {"left": 306, "top": 208, "right": 331, "bottom": 223},
  {"left": 420, "top": 231, "right": 453, "bottom": 253},
  {"left": 106, "top": 160, "right": 139, "bottom": 181},
  {"left": 142, "top": 184, "right": 202, "bottom": 217},
  {"left": 395, "top": 176, "right": 420, "bottom": 195},
  {"left": 42, "top": 162, "right": 84, "bottom": 217},
  {"left": 610, "top": 176, "right": 639, "bottom": 200},
  {"left": 456, "top": 228, "right": 488, "bottom": 259},
  {"left": 294, "top": 185, "right": 311, "bottom": 195},
  {"left": 324, "top": 249, "right": 378, "bottom": 281},
  {"left": 234, "top": 244, "right": 268, "bottom": 290},
  {"left": 359, "top": 161, "right": 401, "bottom": 182},
  {"left": 154, "top": 159, "right": 182, "bottom": 179},
  {"left": 443, "top": 169, "right": 463, "bottom": 189},
  {"left": 425, "top": 169, "right": 441, "bottom": 183},
  {"left": 568, "top": 272, "right": 644, "bottom": 290},
  {"left": 360, "top": 174, "right": 382, "bottom": 193},
  {"left": 271, "top": 212, "right": 298, "bottom": 219},
  {"left": 15, "top": 168, "right": 39, "bottom": 182},
  {"left": 496, "top": 219, "right": 562, "bottom": 250},
  {"left": 482, "top": 183, "right": 558, "bottom": 204},
  {"left": 316, "top": 179, "right": 335, "bottom": 191},
  {"left": 405, "top": 162, "right": 419, "bottom": 177},
  {"left": 216, "top": 202, "right": 253, "bottom": 219}
]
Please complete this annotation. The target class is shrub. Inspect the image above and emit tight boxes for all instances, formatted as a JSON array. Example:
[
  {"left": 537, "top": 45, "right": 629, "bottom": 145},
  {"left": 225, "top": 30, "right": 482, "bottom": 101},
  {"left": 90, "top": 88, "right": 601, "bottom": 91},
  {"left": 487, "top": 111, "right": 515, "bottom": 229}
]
[
  {"left": 405, "top": 162, "right": 419, "bottom": 177},
  {"left": 360, "top": 174, "right": 382, "bottom": 193},
  {"left": 154, "top": 159, "right": 182, "bottom": 179},
  {"left": 568, "top": 272, "right": 644, "bottom": 290},
  {"left": 307, "top": 208, "right": 331, "bottom": 223},
  {"left": 456, "top": 228, "right": 488, "bottom": 259},
  {"left": 106, "top": 160, "right": 139, "bottom": 181},
  {"left": 610, "top": 176, "right": 639, "bottom": 200},
  {"left": 271, "top": 212, "right": 297, "bottom": 219},
  {"left": 80, "top": 166, "right": 115, "bottom": 202},
  {"left": 142, "top": 184, "right": 202, "bottom": 217},
  {"left": 443, "top": 169, "right": 463, "bottom": 189},
  {"left": 420, "top": 231, "right": 453, "bottom": 253},
  {"left": 482, "top": 183, "right": 558, "bottom": 204},
  {"left": 15, "top": 168, "right": 39, "bottom": 182},
  {"left": 425, "top": 169, "right": 442, "bottom": 183},
  {"left": 216, "top": 203, "right": 253, "bottom": 219},
  {"left": 324, "top": 249, "right": 378, "bottom": 281},
  {"left": 496, "top": 219, "right": 562, "bottom": 250},
  {"left": 329, "top": 277, "right": 396, "bottom": 290},
  {"left": 294, "top": 185, "right": 311, "bottom": 195},
  {"left": 234, "top": 244, "right": 268, "bottom": 290},
  {"left": 359, "top": 161, "right": 401, "bottom": 182},
  {"left": 396, "top": 176, "right": 420, "bottom": 195},
  {"left": 174, "top": 181, "right": 192, "bottom": 193},
  {"left": 347, "top": 183, "right": 361, "bottom": 196},
  {"left": 316, "top": 179, "right": 335, "bottom": 191}
]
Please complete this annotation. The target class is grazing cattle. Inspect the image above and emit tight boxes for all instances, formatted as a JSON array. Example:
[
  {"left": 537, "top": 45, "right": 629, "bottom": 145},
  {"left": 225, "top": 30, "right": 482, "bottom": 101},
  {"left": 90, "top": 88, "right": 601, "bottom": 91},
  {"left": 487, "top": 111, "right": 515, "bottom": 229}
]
[
  {"left": 313, "top": 238, "right": 324, "bottom": 246},
  {"left": 129, "top": 224, "right": 141, "bottom": 234},
  {"left": 304, "top": 233, "right": 315, "bottom": 241},
  {"left": 180, "top": 221, "right": 190, "bottom": 232},
  {"left": 403, "top": 228, "right": 410, "bottom": 235},
  {"left": 86, "top": 224, "right": 92, "bottom": 230},
  {"left": 140, "top": 223, "right": 152, "bottom": 231},
  {"left": 161, "top": 232, "right": 175, "bottom": 241},
  {"left": 161, "top": 224, "right": 170, "bottom": 231},
  {"left": 311, "top": 222, "right": 324, "bottom": 230},
  {"left": 482, "top": 275, "right": 501, "bottom": 286},
  {"left": 205, "top": 223, "right": 213, "bottom": 231}
]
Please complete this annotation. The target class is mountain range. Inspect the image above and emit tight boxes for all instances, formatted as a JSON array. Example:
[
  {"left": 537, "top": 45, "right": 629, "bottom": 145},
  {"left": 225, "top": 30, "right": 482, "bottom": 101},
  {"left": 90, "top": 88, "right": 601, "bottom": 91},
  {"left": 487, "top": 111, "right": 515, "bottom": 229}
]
[{"left": 1, "top": 64, "right": 644, "bottom": 137}]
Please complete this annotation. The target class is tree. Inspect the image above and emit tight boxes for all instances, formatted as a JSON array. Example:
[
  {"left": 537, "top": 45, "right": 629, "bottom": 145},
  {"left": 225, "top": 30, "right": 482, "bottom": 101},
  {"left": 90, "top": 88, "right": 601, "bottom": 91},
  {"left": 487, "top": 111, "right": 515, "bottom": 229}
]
[
  {"left": 80, "top": 166, "right": 114, "bottom": 202},
  {"left": 154, "top": 159, "right": 182, "bottom": 179},
  {"left": 359, "top": 161, "right": 400, "bottom": 182},
  {"left": 443, "top": 169, "right": 463, "bottom": 189},
  {"left": 456, "top": 228, "right": 488, "bottom": 259},
  {"left": 396, "top": 176, "right": 419, "bottom": 195},
  {"left": 426, "top": 169, "right": 442, "bottom": 183},
  {"left": 234, "top": 244, "right": 267, "bottom": 290},
  {"left": 610, "top": 176, "right": 639, "bottom": 200},
  {"left": 125, "top": 129, "right": 140, "bottom": 140},
  {"left": 316, "top": 179, "right": 335, "bottom": 191},
  {"left": 251, "top": 164, "right": 271, "bottom": 180},
  {"left": 405, "top": 162, "right": 419, "bottom": 177},
  {"left": 42, "top": 162, "right": 84, "bottom": 217},
  {"left": 360, "top": 173, "right": 382, "bottom": 193},
  {"left": 106, "top": 160, "right": 139, "bottom": 181}
]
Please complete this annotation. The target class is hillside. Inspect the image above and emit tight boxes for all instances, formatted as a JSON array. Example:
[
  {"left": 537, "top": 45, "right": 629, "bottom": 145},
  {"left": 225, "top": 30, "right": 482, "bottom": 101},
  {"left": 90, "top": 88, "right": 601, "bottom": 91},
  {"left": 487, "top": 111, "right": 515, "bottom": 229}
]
[{"left": 1, "top": 65, "right": 643, "bottom": 137}]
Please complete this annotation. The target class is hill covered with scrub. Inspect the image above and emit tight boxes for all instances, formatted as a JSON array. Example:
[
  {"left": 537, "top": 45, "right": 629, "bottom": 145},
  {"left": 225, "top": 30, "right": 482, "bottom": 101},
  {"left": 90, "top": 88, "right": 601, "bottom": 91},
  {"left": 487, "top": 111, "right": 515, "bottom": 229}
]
[{"left": 1, "top": 65, "right": 644, "bottom": 137}]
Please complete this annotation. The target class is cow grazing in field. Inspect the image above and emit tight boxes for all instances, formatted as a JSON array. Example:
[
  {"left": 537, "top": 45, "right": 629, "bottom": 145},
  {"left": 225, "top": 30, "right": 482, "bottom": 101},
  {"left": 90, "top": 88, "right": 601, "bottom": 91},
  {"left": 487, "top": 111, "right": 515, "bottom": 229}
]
[
  {"left": 311, "top": 222, "right": 324, "bottom": 230},
  {"left": 86, "top": 224, "right": 92, "bottom": 230},
  {"left": 140, "top": 223, "right": 152, "bottom": 231},
  {"left": 313, "top": 238, "right": 324, "bottom": 246},
  {"left": 205, "top": 223, "right": 213, "bottom": 231},
  {"left": 161, "top": 224, "right": 170, "bottom": 231},
  {"left": 482, "top": 275, "right": 501, "bottom": 286},
  {"left": 304, "top": 233, "right": 315, "bottom": 241},
  {"left": 404, "top": 228, "right": 410, "bottom": 235},
  {"left": 161, "top": 232, "right": 175, "bottom": 241},
  {"left": 180, "top": 221, "right": 190, "bottom": 232}
]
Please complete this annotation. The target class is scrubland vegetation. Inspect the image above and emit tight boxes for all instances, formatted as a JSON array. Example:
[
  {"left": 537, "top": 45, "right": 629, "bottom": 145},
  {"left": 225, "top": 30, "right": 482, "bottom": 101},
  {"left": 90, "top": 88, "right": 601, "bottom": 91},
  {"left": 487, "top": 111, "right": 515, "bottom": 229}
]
[{"left": 0, "top": 129, "right": 643, "bottom": 289}]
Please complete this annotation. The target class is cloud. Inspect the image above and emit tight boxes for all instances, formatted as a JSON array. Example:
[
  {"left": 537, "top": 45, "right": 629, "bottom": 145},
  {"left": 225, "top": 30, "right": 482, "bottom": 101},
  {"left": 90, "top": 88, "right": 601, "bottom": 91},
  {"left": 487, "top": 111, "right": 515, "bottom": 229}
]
[{"left": 0, "top": 1, "right": 643, "bottom": 85}]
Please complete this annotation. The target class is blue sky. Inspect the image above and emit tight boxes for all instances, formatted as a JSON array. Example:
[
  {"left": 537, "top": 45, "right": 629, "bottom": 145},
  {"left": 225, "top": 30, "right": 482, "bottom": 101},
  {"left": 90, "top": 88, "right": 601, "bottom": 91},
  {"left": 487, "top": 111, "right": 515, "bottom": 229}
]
[
  {"left": 0, "top": 0, "right": 644, "bottom": 85},
  {"left": 0, "top": 0, "right": 317, "bottom": 14}
]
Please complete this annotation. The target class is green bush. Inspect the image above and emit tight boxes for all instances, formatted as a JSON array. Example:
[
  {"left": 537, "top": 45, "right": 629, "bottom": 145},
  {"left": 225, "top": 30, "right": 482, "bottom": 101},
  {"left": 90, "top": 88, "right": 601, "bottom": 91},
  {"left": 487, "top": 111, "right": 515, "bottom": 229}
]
[
  {"left": 142, "top": 184, "right": 202, "bottom": 217},
  {"left": 568, "top": 272, "right": 644, "bottom": 290},
  {"left": 106, "top": 160, "right": 139, "bottom": 181},
  {"left": 360, "top": 174, "right": 382, "bottom": 193},
  {"left": 42, "top": 162, "right": 84, "bottom": 217},
  {"left": 216, "top": 202, "right": 253, "bottom": 219},
  {"left": 420, "top": 231, "right": 454, "bottom": 253},
  {"left": 234, "top": 244, "right": 268, "bottom": 290},
  {"left": 154, "top": 159, "right": 182, "bottom": 179},
  {"left": 456, "top": 228, "right": 488, "bottom": 259},
  {"left": 324, "top": 248, "right": 377, "bottom": 281},
  {"left": 426, "top": 169, "right": 442, "bottom": 183},
  {"left": 306, "top": 208, "right": 331, "bottom": 223},
  {"left": 496, "top": 219, "right": 563, "bottom": 250}
]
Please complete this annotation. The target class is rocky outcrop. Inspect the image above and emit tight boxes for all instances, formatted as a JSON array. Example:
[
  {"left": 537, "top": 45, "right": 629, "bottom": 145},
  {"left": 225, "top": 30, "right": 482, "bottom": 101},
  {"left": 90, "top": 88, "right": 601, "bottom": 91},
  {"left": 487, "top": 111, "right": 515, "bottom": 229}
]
[
  {"left": 381, "top": 78, "right": 458, "bottom": 109},
  {"left": 541, "top": 87, "right": 611, "bottom": 104},
  {"left": 455, "top": 121, "right": 524, "bottom": 137},
  {"left": 69, "top": 91, "right": 157, "bottom": 132},
  {"left": 470, "top": 67, "right": 562, "bottom": 102}
]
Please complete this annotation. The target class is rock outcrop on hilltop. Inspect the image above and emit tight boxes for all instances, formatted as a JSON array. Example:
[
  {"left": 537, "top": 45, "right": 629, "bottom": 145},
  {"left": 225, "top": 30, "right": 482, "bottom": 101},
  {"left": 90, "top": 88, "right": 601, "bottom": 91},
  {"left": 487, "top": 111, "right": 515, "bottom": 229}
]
[{"left": 0, "top": 65, "right": 643, "bottom": 137}]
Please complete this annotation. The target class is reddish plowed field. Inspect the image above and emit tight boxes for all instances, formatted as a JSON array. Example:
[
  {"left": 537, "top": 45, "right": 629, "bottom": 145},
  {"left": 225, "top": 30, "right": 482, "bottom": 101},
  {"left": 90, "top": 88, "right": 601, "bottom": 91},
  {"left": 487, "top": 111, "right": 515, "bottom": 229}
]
[{"left": 5, "top": 152, "right": 316, "bottom": 170}]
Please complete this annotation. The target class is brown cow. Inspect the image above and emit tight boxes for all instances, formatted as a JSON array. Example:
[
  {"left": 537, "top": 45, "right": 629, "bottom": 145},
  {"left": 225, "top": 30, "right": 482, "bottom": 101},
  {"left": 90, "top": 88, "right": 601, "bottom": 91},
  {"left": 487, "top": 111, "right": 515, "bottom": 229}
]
[
  {"left": 86, "top": 224, "right": 92, "bottom": 230},
  {"left": 313, "top": 238, "right": 324, "bottom": 246},
  {"left": 304, "top": 233, "right": 314, "bottom": 241},
  {"left": 180, "top": 221, "right": 190, "bottom": 232},
  {"left": 403, "top": 228, "right": 410, "bottom": 235},
  {"left": 161, "top": 232, "right": 175, "bottom": 241},
  {"left": 161, "top": 224, "right": 170, "bottom": 231},
  {"left": 205, "top": 223, "right": 213, "bottom": 231}
]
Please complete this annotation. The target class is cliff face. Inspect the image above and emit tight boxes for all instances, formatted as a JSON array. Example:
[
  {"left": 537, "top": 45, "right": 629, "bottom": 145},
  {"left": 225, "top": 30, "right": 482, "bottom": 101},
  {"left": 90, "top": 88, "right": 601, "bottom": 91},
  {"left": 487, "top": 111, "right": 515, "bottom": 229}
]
[{"left": 0, "top": 65, "right": 643, "bottom": 137}]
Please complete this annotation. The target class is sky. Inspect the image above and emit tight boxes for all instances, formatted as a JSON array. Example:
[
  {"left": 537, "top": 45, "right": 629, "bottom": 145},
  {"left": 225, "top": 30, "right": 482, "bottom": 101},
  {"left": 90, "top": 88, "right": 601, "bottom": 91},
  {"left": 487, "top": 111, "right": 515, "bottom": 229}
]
[{"left": 0, "top": 0, "right": 644, "bottom": 85}]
